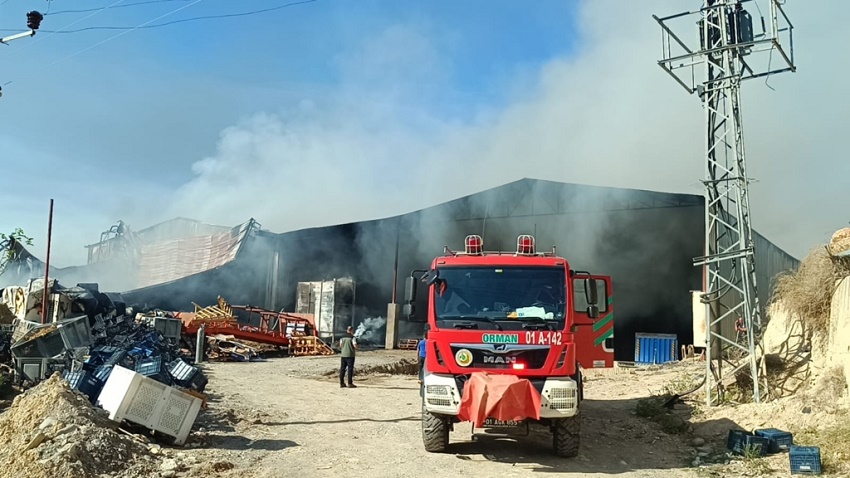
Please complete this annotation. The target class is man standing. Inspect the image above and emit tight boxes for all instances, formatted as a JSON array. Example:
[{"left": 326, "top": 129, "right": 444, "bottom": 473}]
[
  {"left": 339, "top": 326, "right": 358, "bottom": 388},
  {"left": 417, "top": 331, "right": 427, "bottom": 385}
]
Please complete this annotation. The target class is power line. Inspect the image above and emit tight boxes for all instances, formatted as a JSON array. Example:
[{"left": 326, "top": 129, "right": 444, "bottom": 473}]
[
  {"left": 46, "top": 0, "right": 191, "bottom": 16},
  {"left": 42, "top": 0, "right": 204, "bottom": 68},
  {"left": 4, "top": 0, "right": 203, "bottom": 87},
  {"left": 7, "top": 0, "right": 128, "bottom": 54},
  {"left": 0, "top": 0, "right": 317, "bottom": 34}
]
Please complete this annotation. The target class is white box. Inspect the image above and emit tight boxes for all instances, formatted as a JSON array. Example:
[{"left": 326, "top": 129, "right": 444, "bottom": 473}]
[{"left": 96, "top": 365, "right": 202, "bottom": 445}]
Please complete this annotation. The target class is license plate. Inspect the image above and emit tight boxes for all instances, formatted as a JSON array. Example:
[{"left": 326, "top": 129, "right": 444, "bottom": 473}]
[{"left": 484, "top": 418, "right": 522, "bottom": 427}]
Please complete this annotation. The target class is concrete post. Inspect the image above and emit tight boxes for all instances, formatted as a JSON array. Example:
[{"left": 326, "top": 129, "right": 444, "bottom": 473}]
[{"left": 385, "top": 303, "right": 401, "bottom": 350}]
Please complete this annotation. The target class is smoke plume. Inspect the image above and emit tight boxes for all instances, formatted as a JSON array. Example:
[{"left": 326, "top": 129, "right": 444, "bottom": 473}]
[{"left": 354, "top": 316, "right": 387, "bottom": 344}]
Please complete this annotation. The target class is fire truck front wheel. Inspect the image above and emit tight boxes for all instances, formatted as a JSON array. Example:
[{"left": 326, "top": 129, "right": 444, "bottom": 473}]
[
  {"left": 552, "top": 414, "right": 580, "bottom": 458},
  {"left": 422, "top": 406, "right": 450, "bottom": 453}
]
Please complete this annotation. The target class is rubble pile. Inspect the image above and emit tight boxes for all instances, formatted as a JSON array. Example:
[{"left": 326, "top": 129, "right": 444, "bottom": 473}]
[
  {"left": 205, "top": 334, "right": 261, "bottom": 361},
  {"left": 0, "top": 374, "right": 158, "bottom": 478},
  {"left": 3, "top": 280, "right": 207, "bottom": 398}
]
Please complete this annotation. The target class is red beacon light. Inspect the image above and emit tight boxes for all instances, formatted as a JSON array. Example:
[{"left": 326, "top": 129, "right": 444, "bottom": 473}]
[
  {"left": 516, "top": 234, "right": 536, "bottom": 255},
  {"left": 465, "top": 235, "right": 484, "bottom": 254}
]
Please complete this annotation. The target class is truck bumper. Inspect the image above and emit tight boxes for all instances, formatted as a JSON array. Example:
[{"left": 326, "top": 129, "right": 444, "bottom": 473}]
[{"left": 422, "top": 373, "right": 579, "bottom": 419}]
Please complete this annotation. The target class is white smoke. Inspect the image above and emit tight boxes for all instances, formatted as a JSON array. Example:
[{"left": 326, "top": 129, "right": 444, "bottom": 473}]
[{"left": 354, "top": 316, "right": 387, "bottom": 344}]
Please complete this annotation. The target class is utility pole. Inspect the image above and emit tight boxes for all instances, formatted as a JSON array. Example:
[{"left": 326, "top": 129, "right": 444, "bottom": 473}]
[{"left": 653, "top": 0, "right": 796, "bottom": 405}]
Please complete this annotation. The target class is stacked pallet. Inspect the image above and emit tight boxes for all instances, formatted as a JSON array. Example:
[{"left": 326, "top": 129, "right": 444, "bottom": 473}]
[
  {"left": 288, "top": 334, "right": 334, "bottom": 356},
  {"left": 191, "top": 296, "right": 235, "bottom": 322},
  {"left": 398, "top": 339, "right": 419, "bottom": 350}
]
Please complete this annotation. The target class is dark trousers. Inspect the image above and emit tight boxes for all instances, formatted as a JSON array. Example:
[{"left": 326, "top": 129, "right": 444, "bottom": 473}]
[
  {"left": 418, "top": 356, "right": 425, "bottom": 381},
  {"left": 340, "top": 357, "right": 355, "bottom": 385}
]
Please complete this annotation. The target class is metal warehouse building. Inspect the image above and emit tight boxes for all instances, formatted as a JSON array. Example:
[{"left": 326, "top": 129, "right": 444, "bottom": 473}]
[{"left": 2, "top": 178, "right": 799, "bottom": 361}]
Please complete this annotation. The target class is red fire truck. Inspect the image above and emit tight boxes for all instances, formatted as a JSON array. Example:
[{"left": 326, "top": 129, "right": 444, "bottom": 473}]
[{"left": 404, "top": 234, "right": 612, "bottom": 457}]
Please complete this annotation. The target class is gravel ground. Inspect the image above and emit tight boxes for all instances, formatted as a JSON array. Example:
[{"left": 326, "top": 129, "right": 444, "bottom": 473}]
[{"left": 165, "top": 351, "right": 708, "bottom": 478}]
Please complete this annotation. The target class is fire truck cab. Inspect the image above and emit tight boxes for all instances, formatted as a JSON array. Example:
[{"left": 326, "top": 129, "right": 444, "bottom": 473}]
[{"left": 404, "top": 234, "right": 612, "bottom": 457}]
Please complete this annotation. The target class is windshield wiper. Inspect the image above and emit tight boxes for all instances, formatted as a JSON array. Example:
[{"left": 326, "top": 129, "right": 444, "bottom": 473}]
[
  {"left": 517, "top": 316, "right": 555, "bottom": 331},
  {"left": 440, "top": 315, "right": 503, "bottom": 331}
]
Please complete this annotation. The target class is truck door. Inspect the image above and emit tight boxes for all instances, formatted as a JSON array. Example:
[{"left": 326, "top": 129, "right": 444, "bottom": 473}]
[{"left": 572, "top": 275, "right": 614, "bottom": 368}]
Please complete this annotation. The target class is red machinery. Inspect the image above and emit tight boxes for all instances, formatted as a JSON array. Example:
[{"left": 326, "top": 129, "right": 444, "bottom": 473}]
[
  {"left": 179, "top": 297, "right": 317, "bottom": 348},
  {"left": 404, "top": 234, "right": 612, "bottom": 457}
]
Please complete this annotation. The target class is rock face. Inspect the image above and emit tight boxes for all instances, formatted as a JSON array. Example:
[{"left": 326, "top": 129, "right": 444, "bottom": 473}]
[
  {"left": 827, "top": 276, "right": 850, "bottom": 391},
  {"left": 760, "top": 302, "right": 812, "bottom": 397},
  {"left": 762, "top": 275, "right": 850, "bottom": 400}
]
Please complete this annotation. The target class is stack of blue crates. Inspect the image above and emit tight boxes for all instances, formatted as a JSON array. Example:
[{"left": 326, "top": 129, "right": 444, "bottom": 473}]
[
  {"left": 755, "top": 428, "right": 794, "bottom": 454},
  {"left": 727, "top": 429, "right": 769, "bottom": 456},
  {"left": 789, "top": 446, "right": 821, "bottom": 475}
]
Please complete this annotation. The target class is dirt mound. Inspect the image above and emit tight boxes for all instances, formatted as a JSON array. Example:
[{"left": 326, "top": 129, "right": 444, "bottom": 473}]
[
  {"left": 0, "top": 373, "right": 159, "bottom": 478},
  {"left": 323, "top": 358, "right": 419, "bottom": 377}
]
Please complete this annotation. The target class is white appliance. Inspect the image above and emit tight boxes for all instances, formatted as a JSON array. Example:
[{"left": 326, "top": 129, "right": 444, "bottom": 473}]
[{"left": 96, "top": 365, "right": 202, "bottom": 445}]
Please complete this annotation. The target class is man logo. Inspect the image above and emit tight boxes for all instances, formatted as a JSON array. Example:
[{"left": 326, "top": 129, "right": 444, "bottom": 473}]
[
  {"left": 455, "top": 349, "right": 473, "bottom": 367},
  {"left": 483, "top": 355, "right": 516, "bottom": 364}
]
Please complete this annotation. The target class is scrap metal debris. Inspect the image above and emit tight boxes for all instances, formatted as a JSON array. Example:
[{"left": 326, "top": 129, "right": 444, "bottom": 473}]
[
  {"left": 0, "top": 280, "right": 208, "bottom": 452},
  {"left": 205, "top": 334, "right": 260, "bottom": 362}
]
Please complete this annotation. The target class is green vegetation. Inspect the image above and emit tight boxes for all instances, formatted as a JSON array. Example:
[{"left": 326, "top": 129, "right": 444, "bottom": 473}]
[{"left": 0, "top": 228, "right": 34, "bottom": 274}]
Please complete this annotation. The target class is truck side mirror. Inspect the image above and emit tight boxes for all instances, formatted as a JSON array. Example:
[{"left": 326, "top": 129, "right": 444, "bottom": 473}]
[
  {"left": 586, "top": 304, "right": 599, "bottom": 319},
  {"left": 404, "top": 276, "right": 417, "bottom": 303},
  {"left": 584, "top": 278, "right": 599, "bottom": 305}
]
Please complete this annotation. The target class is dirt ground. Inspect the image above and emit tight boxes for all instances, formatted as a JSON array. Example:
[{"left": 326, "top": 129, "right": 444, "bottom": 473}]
[{"left": 164, "top": 350, "right": 715, "bottom": 478}]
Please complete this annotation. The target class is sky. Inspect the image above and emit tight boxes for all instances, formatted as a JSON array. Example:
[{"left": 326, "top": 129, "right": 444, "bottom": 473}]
[{"left": 0, "top": 0, "right": 845, "bottom": 267}]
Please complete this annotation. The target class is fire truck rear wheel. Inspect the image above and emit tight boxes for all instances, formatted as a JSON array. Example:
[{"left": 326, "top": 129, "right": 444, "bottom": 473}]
[
  {"left": 421, "top": 406, "right": 449, "bottom": 453},
  {"left": 552, "top": 414, "right": 580, "bottom": 458}
]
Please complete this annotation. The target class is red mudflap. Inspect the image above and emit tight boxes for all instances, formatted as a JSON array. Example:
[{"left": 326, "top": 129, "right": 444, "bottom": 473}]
[{"left": 457, "top": 372, "right": 542, "bottom": 427}]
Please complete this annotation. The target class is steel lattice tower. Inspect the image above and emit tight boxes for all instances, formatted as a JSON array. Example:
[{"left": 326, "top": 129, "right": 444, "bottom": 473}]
[{"left": 654, "top": 0, "right": 795, "bottom": 405}]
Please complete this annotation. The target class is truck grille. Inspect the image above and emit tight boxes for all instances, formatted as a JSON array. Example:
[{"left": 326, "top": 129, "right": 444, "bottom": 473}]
[
  {"left": 425, "top": 385, "right": 449, "bottom": 396},
  {"left": 548, "top": 387, "right": 577, "bottom": 410},
  {"left": 427, "top": 397, "right": 452, "bottom": 407}
]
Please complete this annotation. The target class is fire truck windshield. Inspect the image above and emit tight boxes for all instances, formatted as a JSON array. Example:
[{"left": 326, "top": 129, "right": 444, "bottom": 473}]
[{"left": 433, "top": 266, "right": 567, "bottom": 331}]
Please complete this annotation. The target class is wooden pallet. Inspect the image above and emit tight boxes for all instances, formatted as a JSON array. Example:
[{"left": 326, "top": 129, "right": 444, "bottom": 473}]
[
  {"left": 398, "top": 339, "right": 419, "bottom": 350},
  {"left": 288, "top": 335, "right": 334, "bottom": 356},
  {"left": 191, "top": 296, "right": 235, "bottom": 322}
]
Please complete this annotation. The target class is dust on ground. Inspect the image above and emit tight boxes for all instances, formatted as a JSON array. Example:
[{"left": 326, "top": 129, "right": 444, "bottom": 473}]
[
  {"left": 169, "top": 350, "right": 702, "bottom": 478},
  {"left": 3, "top": 351, "right": 844, "bottom": 477}
]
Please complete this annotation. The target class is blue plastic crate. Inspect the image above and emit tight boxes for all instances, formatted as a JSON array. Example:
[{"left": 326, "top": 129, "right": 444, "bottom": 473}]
[
  {"left": 104, "top": 350, "right": 127, "bottom": 366},
  {"left": 167, "top": 359, "right": 208, "bottom": 392},
  {"left": 135, "top": 357, "right": 172, "bottom": 384},
  {"left": 135, "top": 356, "right": 163, "bottom": 375},
  {"left": 755, "top": 428, "right": 794, "bottom": 453},
  {"left": 790, "top": 446, "right": 821, "bottom": 475},
  {"left": 93, "top": 364, "right": 114, "bottom": 382},
  {"left": 727, "top": 429, "right": 769, "bottom": 456},
  {"left": 62, "top": 370, "right": 104, "bottom": 402}
]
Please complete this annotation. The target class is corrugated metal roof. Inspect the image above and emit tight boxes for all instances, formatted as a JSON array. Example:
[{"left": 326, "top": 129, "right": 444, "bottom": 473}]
[{"left": 134, "top": 220, "right": 256, "bottom": 289}]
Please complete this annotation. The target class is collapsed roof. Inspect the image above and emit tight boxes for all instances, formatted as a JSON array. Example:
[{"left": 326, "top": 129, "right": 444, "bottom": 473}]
[{"left": 0, "top": 218, "right": 260, "bottom": 293}]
